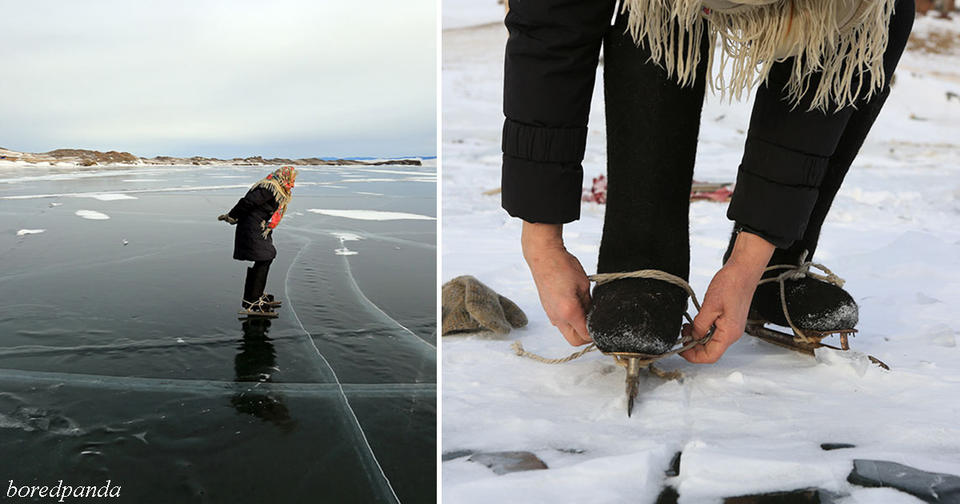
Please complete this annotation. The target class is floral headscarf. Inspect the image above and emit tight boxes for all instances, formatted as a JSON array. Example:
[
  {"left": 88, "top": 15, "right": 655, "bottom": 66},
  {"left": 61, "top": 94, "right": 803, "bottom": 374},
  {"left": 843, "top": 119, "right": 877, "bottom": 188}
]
[{"left": 251, "top": 166, "right": 297, "bottom": 237}]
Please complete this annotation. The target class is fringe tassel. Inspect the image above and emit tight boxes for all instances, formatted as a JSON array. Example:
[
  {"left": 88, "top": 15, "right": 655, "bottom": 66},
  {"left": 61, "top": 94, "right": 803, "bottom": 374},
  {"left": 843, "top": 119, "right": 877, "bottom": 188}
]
[{"left": 621, "top": 0, "right": 896, "bottom": 111}]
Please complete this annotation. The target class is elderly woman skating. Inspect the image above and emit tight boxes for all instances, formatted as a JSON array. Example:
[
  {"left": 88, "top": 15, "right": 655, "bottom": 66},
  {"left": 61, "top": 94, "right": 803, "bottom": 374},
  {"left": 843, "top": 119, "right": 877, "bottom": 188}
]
[{"left": 219, "top": 166, "right": 298, "bottom": 318}]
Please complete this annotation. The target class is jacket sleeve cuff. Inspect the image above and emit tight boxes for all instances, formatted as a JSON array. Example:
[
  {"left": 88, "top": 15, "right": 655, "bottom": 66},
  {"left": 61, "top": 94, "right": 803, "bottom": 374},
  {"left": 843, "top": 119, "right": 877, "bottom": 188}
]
[
  {"left": 726, "top": 138, "right": 829, "bottom": 249},
  {"left": 500, "top": 119, "right": 587, "bottom": 224}
]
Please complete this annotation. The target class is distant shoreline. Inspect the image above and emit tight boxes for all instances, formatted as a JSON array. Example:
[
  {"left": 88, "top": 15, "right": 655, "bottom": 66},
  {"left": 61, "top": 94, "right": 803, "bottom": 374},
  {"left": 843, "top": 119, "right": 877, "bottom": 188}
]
[{"left": 0, "top": 147, "right": 424, "bottom": 168}]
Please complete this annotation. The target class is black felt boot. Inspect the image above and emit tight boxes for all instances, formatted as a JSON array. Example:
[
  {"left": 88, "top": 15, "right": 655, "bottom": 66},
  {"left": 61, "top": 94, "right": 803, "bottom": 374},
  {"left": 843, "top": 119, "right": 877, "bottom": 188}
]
[
  {"left": 241, "top": 265, "right": 277, "bottom": 317},
  {"left": 586, "top": 17, "right": 707, "bottom": 355},
  {"left": 724, "top": 230, "right": 857, "bottom": 333}
]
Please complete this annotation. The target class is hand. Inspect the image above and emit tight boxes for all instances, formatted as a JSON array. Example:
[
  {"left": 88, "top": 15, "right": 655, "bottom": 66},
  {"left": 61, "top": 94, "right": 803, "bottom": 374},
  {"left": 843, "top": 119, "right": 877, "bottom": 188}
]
[
  {"left": 218, "top": 214, "right": 237, "bottom": 225},
  {"left": 521, "top": 222, "right": 592, "bottom": 347},
  {"left": 681, "top": 230, "right": 774, "bottom": 364}
]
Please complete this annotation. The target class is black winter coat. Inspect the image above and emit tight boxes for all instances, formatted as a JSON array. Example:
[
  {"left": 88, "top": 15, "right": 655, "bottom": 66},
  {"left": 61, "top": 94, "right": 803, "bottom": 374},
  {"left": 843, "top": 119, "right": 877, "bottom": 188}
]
[{"left": 228, "top": 187, "right": 279, "bottom": 262}]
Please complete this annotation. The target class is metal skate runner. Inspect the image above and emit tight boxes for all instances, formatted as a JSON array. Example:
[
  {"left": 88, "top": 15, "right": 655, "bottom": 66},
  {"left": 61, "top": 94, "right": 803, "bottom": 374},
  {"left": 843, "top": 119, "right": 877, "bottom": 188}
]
[
  {"left": 603, "top": 324, "right": 715, "bottom": 417},
  {"left": 238, "top": 298, "right": 279, "bottom": 319},
  {"left": 512, "top": 270, "right": 714, "bottom": 417},
  {"left": 745, "top": 257, "right": 889, "bottom": 370}
]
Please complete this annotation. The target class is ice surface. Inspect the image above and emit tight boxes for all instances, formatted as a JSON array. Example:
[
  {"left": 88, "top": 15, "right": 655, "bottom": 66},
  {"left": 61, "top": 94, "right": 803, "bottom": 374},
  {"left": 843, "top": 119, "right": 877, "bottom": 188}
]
[
  {"left": 442, "top": 7, "right": 960, "bottom": 503},
  {"left": 308, "top": 208, "right": 436, "bottom": 221},
  {"left": 74, "top": 210, "right": 110, "bottom": 220},
  {"left": 0, "top": 163, "right": 436, "bottom": 503}
]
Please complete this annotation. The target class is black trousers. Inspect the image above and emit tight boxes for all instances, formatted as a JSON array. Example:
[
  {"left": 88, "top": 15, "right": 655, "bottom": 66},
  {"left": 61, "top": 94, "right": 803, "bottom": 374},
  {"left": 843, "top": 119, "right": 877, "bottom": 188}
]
[
  {"left": 243, "top": 260, "right": 272, "bottom": 303},
  {"left": 598, "top": 0, "right": 915, "bottom": 278}
]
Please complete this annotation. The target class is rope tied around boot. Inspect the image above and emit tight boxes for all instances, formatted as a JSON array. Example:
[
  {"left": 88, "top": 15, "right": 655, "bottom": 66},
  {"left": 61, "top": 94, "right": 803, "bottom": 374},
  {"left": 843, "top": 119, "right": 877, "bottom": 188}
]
[
  {"left": 755, "top": 251, "right": 845, "bottom": 344},
  {"left": 511, "top": 270, "right": 713, "bottom": 372}
]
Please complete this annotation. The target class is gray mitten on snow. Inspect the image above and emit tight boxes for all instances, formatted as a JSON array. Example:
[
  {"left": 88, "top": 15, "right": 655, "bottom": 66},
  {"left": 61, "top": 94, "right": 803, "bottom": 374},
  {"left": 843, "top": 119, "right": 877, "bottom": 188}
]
[{"left": 442, "top": 275, "right": 527, "bottom": 336}]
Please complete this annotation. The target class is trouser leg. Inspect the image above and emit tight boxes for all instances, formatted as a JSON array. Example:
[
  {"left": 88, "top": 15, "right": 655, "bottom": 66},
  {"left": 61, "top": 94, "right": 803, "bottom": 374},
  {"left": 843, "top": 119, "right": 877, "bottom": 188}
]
[
  {"left": 778, "top": 0, "right": 915, "bottom": 262},
  {"left": 587, "top": 15, "right": 709, "bottom": 353},
  {"left": 726, "top": 0, "right": 916, "bottom": 259},
  {"left": 597, "top": 15, "right": 709, "bottom": 279},
  {"left": 249, "top": 260, "right": 272, "bottom": 301}
]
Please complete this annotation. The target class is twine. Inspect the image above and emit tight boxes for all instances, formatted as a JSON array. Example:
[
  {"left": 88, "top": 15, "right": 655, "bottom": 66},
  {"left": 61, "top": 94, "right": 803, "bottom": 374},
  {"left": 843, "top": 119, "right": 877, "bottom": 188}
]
[
  {"left": 511, "top": 270, "right": 714, "bottom": 369},
  {"left": 755, "top": 251, "right": 845, "bottom": 343}
]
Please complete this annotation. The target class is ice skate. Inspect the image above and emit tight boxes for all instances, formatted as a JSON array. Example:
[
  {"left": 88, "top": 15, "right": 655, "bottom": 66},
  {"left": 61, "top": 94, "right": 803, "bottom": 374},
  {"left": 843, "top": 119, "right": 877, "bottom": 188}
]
[
  {"left": 260, "top": 293, "right": 282, "bottom": 308},
  {"left": 238, "top": 298, "right": 279, "bottom": 319},
  {"left": 742, "top": 253, "right": 888, "bottom": 369},
  {"left": 587, "top": 275, "right": 695, "bottom": 416}
]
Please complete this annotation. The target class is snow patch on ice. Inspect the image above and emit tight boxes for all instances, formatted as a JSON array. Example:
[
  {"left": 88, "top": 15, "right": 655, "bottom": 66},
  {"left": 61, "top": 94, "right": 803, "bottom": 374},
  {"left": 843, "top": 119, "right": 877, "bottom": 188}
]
[
  {"left": 307, "top": 208, "right": 435, "bottom": 221},
  {"left": 75, "top": 210, "right": 110, "bottom": 220},
  {"left": 331, "top": 232, "right": 363, "bottom": 242},
  {"left": 335, "top": 248, "right": 359, "bottom": 256},
  {"left": 16, "top": 229, "right": 45, "bottom": 236},
  {"left": 79, "top": 193, "right": 138, "bottom": 201}
]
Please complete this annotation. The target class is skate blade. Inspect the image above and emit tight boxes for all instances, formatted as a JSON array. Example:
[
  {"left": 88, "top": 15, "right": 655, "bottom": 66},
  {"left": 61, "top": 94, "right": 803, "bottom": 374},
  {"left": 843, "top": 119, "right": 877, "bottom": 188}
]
[
  {"left": 602, "top": 352, "right": 658, "bottom": 417},
  {"left": 745, "top": 323, "right": 888, "bottom": 370},
  {"left": 237, "top": 310, "right": 279, "bottom": 319}
]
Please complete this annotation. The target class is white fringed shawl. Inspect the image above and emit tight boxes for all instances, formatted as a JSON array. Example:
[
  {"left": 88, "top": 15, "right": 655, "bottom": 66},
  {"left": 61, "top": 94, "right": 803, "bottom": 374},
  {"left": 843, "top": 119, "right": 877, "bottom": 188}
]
[{"left": 622, "top": 0, "right": 897, "bottom": 110}]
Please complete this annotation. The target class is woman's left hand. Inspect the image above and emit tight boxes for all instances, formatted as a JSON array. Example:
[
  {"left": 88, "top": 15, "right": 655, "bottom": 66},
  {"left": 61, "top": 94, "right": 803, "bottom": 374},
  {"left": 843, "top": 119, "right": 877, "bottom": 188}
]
[
  {"left": 680, "top": 230, "right": 775, "bottom": 364},
  {"left": 218, "top": 214, "right": 237, "bottom": 225},
  {"left": 681, "top": 262, "right": 761, "bottom": 363}
]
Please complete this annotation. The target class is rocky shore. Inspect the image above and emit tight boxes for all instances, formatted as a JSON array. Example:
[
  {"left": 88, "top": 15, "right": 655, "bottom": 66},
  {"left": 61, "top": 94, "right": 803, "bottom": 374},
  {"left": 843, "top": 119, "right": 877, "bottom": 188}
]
[{"left": 0, "top": 147, "right": 422, "bottom": 167}]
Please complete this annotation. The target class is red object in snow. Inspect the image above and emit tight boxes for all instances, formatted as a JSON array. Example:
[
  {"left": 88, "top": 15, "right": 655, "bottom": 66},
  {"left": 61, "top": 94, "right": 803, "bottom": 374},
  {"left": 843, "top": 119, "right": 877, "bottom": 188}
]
[
  {"left": 582, "top": 174, "right": 608, "bottom": 203},
  {"left": 583, "top": 174, "right": 733, "bottom": 203}
]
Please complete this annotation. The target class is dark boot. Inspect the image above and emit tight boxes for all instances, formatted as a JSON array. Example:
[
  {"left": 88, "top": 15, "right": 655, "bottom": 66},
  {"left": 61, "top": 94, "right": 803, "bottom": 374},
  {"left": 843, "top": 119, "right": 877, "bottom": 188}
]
[
  {"left": 241, "top": 265, "right": 277, "bottom": 317},
  {"left": 586, "top": 16, "right": 708, "bottom": 355},
  {"left": 724, "top": 229, "right": 857, "bottom": 333},
  {"left": 260, "top": 293, "right": 282, "bottom": 308}
]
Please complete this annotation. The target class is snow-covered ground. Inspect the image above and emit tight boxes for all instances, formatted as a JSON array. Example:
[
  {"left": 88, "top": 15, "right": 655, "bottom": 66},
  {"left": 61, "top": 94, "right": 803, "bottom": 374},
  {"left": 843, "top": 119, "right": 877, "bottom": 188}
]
[{"left": 442, "top": 5, "right": 960, "bottom": 503}]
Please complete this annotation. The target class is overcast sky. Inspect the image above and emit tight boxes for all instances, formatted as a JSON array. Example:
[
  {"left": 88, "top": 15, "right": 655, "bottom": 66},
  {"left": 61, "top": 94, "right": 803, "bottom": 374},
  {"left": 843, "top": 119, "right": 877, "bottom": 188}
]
[{"left": 0, "top": 0, "right": 436, "bottom": 158}]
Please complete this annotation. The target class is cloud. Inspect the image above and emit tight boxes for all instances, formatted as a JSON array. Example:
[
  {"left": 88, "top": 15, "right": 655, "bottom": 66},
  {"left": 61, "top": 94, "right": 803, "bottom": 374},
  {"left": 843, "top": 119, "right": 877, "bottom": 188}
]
[{"left": 0, "top": 0, "right": 437, "bottom": 158}]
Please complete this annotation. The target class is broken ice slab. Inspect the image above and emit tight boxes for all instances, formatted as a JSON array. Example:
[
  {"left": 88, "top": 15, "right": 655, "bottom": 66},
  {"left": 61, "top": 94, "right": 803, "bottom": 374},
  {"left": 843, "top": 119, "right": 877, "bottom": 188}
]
[
  {"left": 467, "top": 451, "right": 548, "bottom": 475},
  {"left": 848, "top": 459, "right": 960, "bottom": 503},
  {"left": 820, "top": 443, "right": 856, "bottom": 451},
  {"left": 442, "top": 449, "right": 475, "bottom": 461},
  {"left": 723, "top": 488, "right": 842, "bottom": 504},
  {"left": 656, "top": 486, "right": 679, "bottom": 504},
  {"left": 665, "top": 451, "right": 682, "bottom": 477}
]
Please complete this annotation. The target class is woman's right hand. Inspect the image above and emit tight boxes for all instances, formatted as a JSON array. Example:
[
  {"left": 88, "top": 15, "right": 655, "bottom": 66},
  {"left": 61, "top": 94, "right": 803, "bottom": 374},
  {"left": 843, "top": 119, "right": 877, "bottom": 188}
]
[
  {"left": 521, "top": 222, "right": 592, "bottom": 346},
  {"left": 218, "top": 214, "right": 237, "bottom": 224}
]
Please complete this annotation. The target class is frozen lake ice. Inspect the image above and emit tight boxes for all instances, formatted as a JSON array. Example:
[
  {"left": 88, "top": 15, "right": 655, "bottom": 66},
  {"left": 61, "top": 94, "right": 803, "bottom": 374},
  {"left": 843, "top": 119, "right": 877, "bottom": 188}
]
[{"left": 0, "top": 161, "right": 437, "bottom": 503}]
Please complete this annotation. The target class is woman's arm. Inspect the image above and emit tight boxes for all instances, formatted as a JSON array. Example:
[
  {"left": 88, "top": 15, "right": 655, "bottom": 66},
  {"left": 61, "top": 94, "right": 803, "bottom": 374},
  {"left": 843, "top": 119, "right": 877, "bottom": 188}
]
[
  {"left": 503, "top": 0, "right": 616, "bottom": 346},
  {"left": 682, "top": 230, "right": 775, "bottom": 363},
  {"left": 227, "top": 187, "right": 273, "bottom": 220},
  {"left": 501, "top": 0, "right": 616, "bottom": 223}
]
